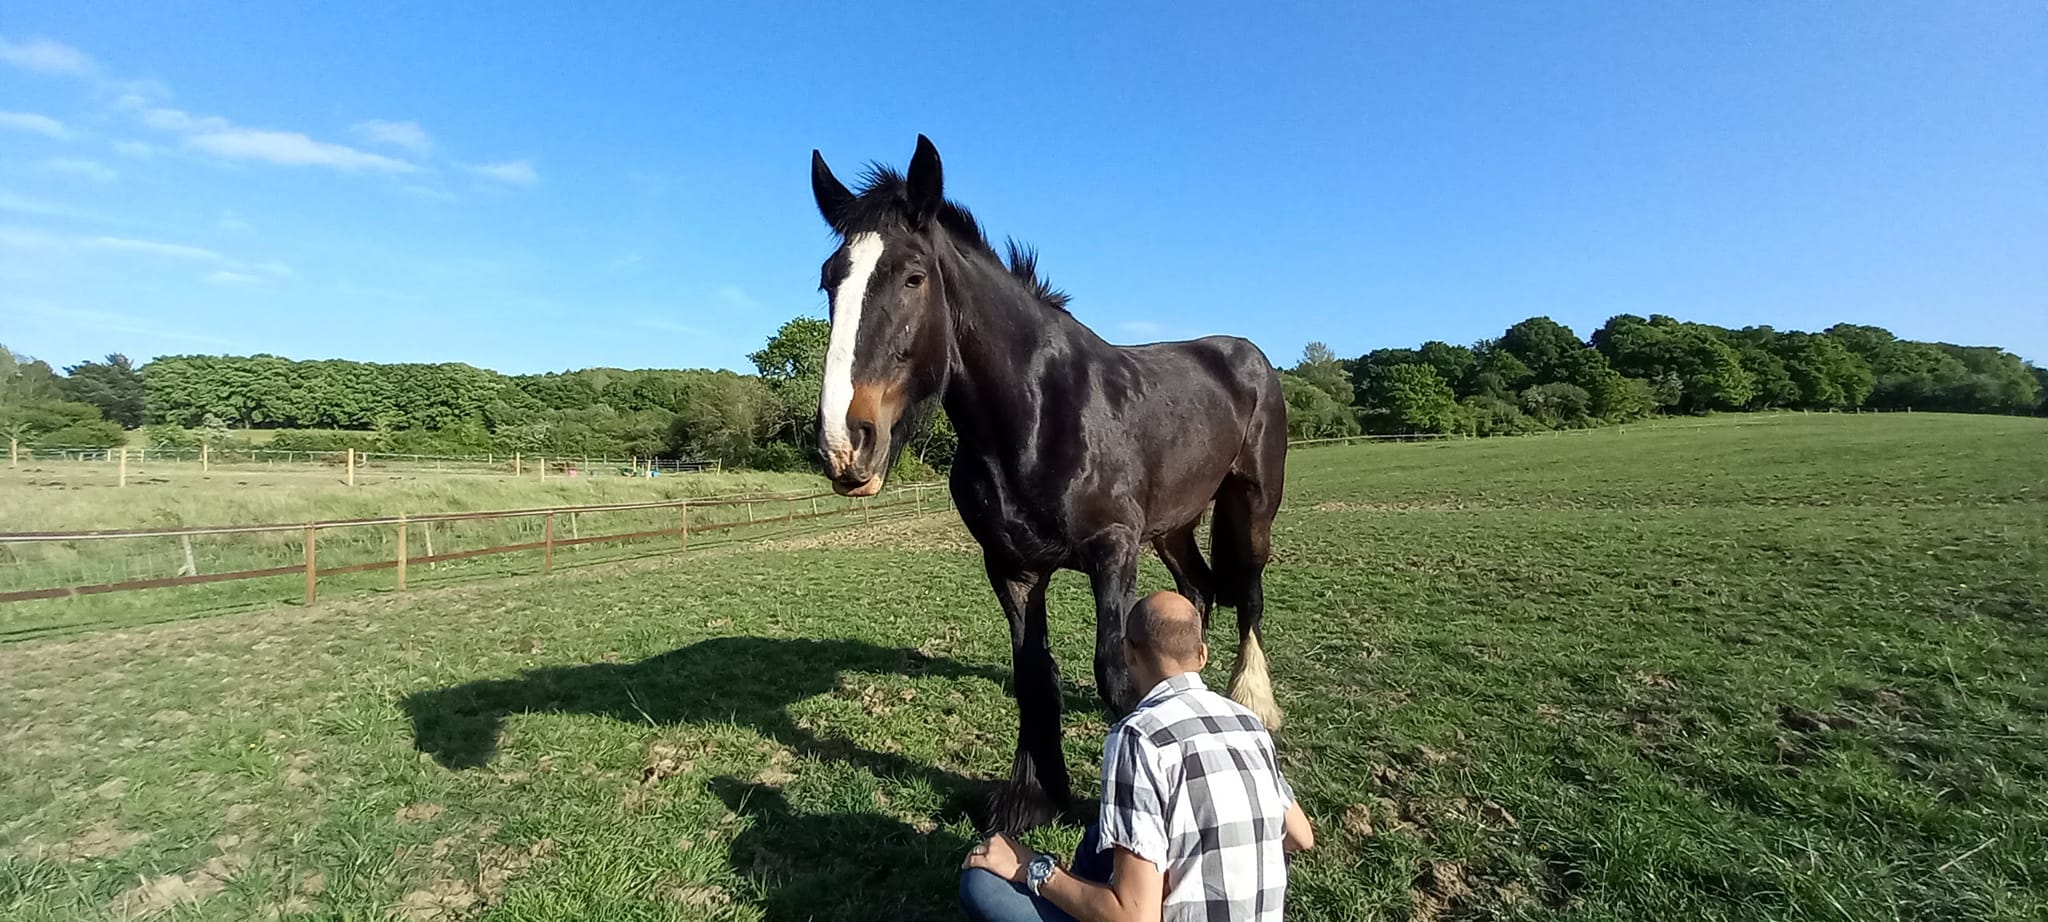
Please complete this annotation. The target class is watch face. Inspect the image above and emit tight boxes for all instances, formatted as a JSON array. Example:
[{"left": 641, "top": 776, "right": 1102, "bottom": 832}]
[{"left": 1029, "top": 855, "right": 1055, "bottom": 892}]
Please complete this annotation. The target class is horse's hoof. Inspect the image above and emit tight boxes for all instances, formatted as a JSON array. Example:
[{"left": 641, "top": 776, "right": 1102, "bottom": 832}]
[{"left": 986, "top": 782, "right": 1064, "bottom": 833}]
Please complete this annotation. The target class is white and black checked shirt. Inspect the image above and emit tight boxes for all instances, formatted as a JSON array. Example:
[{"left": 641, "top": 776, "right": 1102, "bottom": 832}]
[{"left": 1095, "top": 672, "right": 1295, "bottom": 921}]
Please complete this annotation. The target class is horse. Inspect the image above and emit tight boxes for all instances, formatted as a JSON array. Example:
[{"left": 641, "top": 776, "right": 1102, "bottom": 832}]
[{"left": 807, "top": 135, "right": 1288, "bottom": 831}]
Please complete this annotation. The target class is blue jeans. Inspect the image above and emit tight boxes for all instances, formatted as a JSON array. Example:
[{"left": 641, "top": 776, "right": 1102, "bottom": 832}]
[{"left": 959, "top": 823, "right": 1114, "bottom": 922}]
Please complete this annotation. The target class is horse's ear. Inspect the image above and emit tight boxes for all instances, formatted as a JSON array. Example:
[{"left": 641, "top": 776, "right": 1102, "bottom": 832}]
[
  {"left": 906, "top": 134, "right": 944, "bottom": 228},
  {"left": 811, "top": 150, "right": 854, "bottom": 228}
]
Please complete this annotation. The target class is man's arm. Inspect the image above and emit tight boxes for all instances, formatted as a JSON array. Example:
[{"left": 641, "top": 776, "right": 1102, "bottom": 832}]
[
  {"left": 963, "top": 835, "right": 1161, "bottom": 922},
  {"left": 1038, "top": 846, "right": 1163, "bottom": 922},
  {"left": 1282, "top": 801, "right": 1315, "bottom": 853}
]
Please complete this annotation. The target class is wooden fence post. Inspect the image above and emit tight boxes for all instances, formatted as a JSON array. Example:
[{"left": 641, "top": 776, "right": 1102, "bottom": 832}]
[
  {"left": 118, "top": 447, "right": 128, "bottom": 488},
  {"left": 540, "top": 457, "right": 548, "bottom": 480},
  {"left": 201, "top": 443, "right": 209, "bottom": 472},
  {"left": 346, "top": 448, "right": 356, "bottom": 487},
  {"left": 544, "top": 511, "right": 556, "bottom": 573},
  {"left": 8, "top": 437, "right": 15, "bottom": 467},
  {"left": 678, "top": 502, "right": 690, "bottom": 552},
  {"left": 514, "top": 453, "right": 522, "bottom": 476},
  {"left": 303, "top": 524, "right": 318, "bottom": 605},
  {"left": 422, "top": 521, "right": 436, "bottom": 569},
  {"left": 862, "top": 496, "right": 871, "bottom": 524},
  {"left": 396, "top": 513, "right": 408, "bottom": 591}
]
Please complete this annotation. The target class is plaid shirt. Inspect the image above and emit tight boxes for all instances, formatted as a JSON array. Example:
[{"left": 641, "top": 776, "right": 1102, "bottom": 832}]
[{"left": 1096, "top": 672, "right": 1295, "bottom": 921}]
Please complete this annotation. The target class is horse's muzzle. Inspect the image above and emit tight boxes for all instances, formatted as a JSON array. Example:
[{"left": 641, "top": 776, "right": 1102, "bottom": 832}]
[{"left": 830, "top": 471, "right": 884, "bottom": 497}]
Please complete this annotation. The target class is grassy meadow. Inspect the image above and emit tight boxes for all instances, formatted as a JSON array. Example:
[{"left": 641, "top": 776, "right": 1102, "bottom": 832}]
[{"left": 1, "top": 413, "right": 2044, "bottom": 920}]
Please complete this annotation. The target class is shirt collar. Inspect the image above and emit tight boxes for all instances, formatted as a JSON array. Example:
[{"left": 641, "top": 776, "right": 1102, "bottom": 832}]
[{"left": 1135, "top": 671, "right": 1206, "bottom": 710}]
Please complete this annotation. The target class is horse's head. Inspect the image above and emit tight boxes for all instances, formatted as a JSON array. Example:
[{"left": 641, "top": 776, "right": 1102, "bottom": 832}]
[{"left": 808, "top": 135, "right": 954, "bottom": 496}]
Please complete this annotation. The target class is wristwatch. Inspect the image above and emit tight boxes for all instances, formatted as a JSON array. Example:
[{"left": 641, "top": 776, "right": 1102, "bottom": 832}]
[{"left": 1026, "top": 854, "right": 1058, "bottom": 895}]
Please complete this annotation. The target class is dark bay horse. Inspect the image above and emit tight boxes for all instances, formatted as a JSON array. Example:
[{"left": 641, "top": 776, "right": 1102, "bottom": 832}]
[{"left": 808, "top": 136, "right": 1287, "bottom": 831}]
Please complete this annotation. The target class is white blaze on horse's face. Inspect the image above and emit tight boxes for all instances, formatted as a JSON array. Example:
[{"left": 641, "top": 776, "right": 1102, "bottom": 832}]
[{"left": 820, "top": 231, "right": 885, "bottom": 472}]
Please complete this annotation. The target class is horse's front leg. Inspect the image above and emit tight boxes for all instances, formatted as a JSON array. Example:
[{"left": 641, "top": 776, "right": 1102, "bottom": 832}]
[
  {"left": 1086, "top": 526, "right": 1142, "bottom": 715},
  {"left": 984, "top": 558, "right": 1065, "bottom": 833}
]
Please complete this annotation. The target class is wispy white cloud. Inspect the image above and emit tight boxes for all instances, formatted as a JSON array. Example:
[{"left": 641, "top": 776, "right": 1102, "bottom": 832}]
[
  {"left": 352, "top": 119, "right": 432, "bottom": 156},
  {"left": 0, "top": 190, "right": 119, "bottom": 224},
  {"left": 0, "top": 36, "right": 98, "bottom": 76},
  {"left": 111, "top": 140, "right": 161, "bottom": 159},
  {"left": 83, "top": 234, "right": 227, "bottom": 262},
  {"left": 608, "top": 249, "right": 646, "bottom": 270},
  {"left": 135, "top": 104, "right": 418, "bottom": 173},
  {"left": 186, "top": 127, "right": 419, "bottom": 172},
  {"left": 138, "top": 106, "right": 229, "bottom": 133},
  {"left": 205, "top": 270, "right": 261, "bottom": 287},
  {"left": 0, "top": 111, "right": 69, "bottom": 139},
  {"left": 465, "top": 159, "right": 538, "bottom": 185},
  {"left": 37, "top": 158, "right": 116, "bottom": 183},
  {"left": 0, "top": 226, "right": 292, "bottom": 282},
  {"left": 218, "top": 211, "right": 252, "bottom": 232}
]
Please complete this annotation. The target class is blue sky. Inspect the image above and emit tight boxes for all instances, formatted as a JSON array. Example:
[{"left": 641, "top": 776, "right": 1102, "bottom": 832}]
[{"left": 2, "top": 3, "right": 2043, "bottom": 374}]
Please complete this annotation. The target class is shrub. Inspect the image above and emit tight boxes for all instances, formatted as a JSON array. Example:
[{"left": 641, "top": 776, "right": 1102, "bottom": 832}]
[{"left": 33, "top": 419, "right": 126, "bottom": 449}]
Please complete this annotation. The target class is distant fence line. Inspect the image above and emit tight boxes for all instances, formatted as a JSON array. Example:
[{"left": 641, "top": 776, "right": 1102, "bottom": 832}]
[
  {"left": 6, "top": 441, "right": 720, "bottom": 481},
  {"left": 0, "top": 483, "right": 944, "bottom": 608}
]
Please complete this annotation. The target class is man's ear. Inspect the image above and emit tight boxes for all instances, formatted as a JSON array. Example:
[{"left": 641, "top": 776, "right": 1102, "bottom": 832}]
[{"left": 1195, "top": 642, "right": 1210, "bottom": 671}]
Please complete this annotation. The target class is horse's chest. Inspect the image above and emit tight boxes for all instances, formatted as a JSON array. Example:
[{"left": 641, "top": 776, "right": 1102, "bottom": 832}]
[{"left": 949, "top": 469, "right": 1069, "bottom": 567}]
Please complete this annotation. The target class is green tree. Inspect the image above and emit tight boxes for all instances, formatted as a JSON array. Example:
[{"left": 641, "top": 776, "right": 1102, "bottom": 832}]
[
  {"left": 1593, "top": 314, "right": 1753, "bottom": 412},
  {"left": 1280, "top": 373, "right": 1361, "bottom": 440},
  {"left": 1588, "top": 370, "right": 1657, "bottom": 422},
  {"left": 749, "top": 317, "right": 830, "bottom": 449},
  {"left": 1498, "top": 317, "right": 1585, "bottom": 383},
  {"left": 1358, "top": 364, "right": 1460, "bottom": 434},
  {"left": 1520, "top": 382, "right": 1592, "bottom": 427},
  {"left": 1416, "top": 341, "right": 1477, "bottom": 396},
  {"left": 59, "top": 354, "right": 146, "bottom": 427},
  {"left": 1292, "top": 341, "right": 1353, "bottom": 406}
]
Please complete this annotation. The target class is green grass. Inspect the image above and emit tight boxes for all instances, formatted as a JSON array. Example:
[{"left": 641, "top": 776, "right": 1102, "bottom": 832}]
[{"left": 2, "top": 413, "right": 2044, "bottom": 920}]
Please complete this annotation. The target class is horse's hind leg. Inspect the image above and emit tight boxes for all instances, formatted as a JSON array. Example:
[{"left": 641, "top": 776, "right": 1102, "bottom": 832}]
[
  {"left": 1152, "top": 523, "right": 1215, "bottom": 631},
  {"left": 1212, "top": 475, "right": 1283, "bottom": 730}
]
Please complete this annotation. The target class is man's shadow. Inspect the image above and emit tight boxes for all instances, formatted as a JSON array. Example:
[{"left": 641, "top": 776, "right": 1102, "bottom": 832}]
[
  {"left": 712, "top": 776, "right": 978, "bottom": 921},
  {"left": 400, "top": 636, "right": 1098, "bottom": 917}
]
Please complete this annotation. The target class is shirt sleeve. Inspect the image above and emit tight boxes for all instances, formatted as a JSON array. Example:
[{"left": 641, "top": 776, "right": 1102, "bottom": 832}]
[
  {"left": 1096, "top": 724, "right": 1170, "bottom": 869},
  {"left": 1262, "top": 735, "right": 1296, "bottom": 809}
]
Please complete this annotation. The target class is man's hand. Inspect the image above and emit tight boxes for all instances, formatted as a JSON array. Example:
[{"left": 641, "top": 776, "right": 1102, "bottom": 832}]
[{"left": 962, "top": 832, "right": 1038, "bottom": 883}]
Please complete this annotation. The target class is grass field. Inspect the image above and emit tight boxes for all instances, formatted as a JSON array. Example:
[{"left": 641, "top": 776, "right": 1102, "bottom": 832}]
[{"left": 1, "top": 413, "right": 2043, "bottom": 920}]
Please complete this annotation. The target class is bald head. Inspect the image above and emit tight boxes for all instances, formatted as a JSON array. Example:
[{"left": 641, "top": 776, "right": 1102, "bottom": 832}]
[{"left": 1127, "top": 591, "right": 1206, "bottom": 666}]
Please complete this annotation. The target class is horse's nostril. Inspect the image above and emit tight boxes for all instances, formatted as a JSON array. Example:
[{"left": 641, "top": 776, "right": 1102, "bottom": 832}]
[{"left": 850, "top": 419, "right": 876, "bottom": 455}]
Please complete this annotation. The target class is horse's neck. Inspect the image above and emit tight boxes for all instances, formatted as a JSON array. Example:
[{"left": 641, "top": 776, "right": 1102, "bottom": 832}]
[{"left": 938, "top": 250, "right": 1104, "bottom": 460}]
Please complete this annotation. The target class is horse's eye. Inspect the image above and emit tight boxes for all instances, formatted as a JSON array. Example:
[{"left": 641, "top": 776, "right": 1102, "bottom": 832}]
[{"left": 905, "top": 272, "right": 926, "bottom": 289}]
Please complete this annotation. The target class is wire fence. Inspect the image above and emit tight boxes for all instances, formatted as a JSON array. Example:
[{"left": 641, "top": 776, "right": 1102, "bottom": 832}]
[
  {"left": 0, "top": 483, "right": 944, "bottom": 641},
  {"left": 8, "top": 442, "right": 719, "bottom": 478}
]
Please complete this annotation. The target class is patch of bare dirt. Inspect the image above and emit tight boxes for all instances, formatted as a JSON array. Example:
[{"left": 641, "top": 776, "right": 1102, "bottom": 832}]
[
  {"left": 395, "top": 802, "right": 445, "bottom": 824},
  {"left": 393, "top": 879, "right": 478, "bottom": 921},
  {"left": 665, "top": 884, "right": 733, "bottom": 909},
  {"left": 1410, "top": 860, "right": 1475, "bottom": 922},
  {"left": 477, "top": 838, "right": 556, "bottom": 904},
  {"left": 50, "top": 819, "right": 149, "bottom": 861},
  {"left": 110, "top": 854, "right": 242, "bottom": 917}
]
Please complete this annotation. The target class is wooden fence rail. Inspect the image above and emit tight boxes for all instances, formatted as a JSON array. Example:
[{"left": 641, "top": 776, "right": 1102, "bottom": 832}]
[{"left": 0, "top": 484, "right": 939, "bottom": 605}]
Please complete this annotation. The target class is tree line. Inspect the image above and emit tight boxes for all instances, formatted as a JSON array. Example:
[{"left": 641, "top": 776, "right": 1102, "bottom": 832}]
[
  {"left": 1280, "top": 314, "right": 2045, "bottom": 440},
  {"left": 4, "top": 313, "right": 2041, "bottom": 470}
]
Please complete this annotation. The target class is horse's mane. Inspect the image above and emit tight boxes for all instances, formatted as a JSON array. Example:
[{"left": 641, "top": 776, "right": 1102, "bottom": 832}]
[{"left": 838, "top": 166, "right": 1070, "bottom": 313}]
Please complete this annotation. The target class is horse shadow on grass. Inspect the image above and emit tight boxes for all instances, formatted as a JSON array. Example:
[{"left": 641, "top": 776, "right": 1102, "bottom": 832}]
[{"left": 400, "top": 636, "right": 1098, "bottom": 920}]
